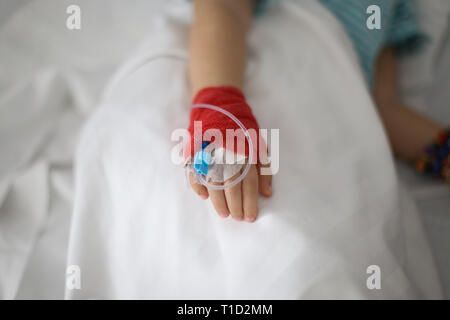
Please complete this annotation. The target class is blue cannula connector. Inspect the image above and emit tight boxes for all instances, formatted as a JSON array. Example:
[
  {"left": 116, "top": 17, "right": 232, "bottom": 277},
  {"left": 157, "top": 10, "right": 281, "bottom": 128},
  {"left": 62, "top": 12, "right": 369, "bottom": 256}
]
[
  {"left": 193, "top": 142, "right": 211, "bottom": 176},
  {"left": 201, "top": 141, "right": 210, "bottom": 149}
]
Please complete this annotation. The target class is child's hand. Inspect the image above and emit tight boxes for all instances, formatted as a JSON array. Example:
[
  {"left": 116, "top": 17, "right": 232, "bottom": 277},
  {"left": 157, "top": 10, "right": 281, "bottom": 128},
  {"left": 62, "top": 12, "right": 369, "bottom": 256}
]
[
  {"left": 187, "top": 0, "right": 263, "bottom": 222},
  {"left": 189, "top": 164, "right": 272, "bottom": 222}
]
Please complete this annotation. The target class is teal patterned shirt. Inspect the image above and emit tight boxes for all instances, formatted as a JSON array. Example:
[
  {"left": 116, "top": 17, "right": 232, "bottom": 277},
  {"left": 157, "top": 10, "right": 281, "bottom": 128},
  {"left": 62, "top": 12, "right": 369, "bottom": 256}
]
[{"left": 255, "top": 0, "right": 427, "bottom": 86}]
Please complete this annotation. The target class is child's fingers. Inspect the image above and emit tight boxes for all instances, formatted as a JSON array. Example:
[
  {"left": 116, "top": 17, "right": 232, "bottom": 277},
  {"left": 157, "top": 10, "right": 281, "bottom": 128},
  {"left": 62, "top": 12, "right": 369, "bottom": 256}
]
[
  {"left": 208, "top": 188, "right": 230, "bottom": 218},
  {"left": 242, "top": 165, "right": 258, "bottom": 222},
  {"left": 224, "top": 178, "right": 243, "bottom": 221},
  {"left": 258, "top": 165, "right": 272, "bottom": 197},
  {"left": 189, "top": 172, "right": 209, "bottom": 199}
]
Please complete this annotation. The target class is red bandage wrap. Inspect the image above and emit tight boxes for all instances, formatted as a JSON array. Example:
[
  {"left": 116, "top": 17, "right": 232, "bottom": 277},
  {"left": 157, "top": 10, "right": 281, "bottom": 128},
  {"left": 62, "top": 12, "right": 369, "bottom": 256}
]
[{"left": 184, "top": 86, "right": 263, "bottom": 164}]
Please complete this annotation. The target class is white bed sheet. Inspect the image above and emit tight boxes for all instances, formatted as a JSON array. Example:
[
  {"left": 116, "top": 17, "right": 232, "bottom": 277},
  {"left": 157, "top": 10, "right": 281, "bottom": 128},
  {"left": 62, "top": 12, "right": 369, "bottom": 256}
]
[
  {"left": 66, "top": 0, "right": 441, "bottom": 299},
  {"left": 0, "top": 0, "right": 448, "bottom": 299}
]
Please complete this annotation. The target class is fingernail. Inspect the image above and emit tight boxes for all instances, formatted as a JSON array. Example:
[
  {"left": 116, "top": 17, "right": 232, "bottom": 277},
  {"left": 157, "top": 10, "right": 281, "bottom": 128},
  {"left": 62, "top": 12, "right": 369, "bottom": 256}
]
[
  {"left": 200, "top": 193, "right": 208, "bottom": 199},
  {"left": 246, "top": 216, "right": 256, "bottom": 223},
  {"left": 219, "top": 212, "right": 229, "bottom": 218}
]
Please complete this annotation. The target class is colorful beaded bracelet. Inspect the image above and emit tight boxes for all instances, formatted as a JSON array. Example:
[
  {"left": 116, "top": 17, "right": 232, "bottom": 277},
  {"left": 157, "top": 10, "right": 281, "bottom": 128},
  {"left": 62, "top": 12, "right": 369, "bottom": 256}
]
[{"left": 415, "top": 129, "right": 450, "bottom": 183}]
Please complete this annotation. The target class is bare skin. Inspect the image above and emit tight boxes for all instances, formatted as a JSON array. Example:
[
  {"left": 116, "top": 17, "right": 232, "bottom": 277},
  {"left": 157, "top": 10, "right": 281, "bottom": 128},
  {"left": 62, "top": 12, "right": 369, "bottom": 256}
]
[
  {"left": 188, "top": 0, "right": 272, "bottom": 223},
  {"left": 373, "top": 48, "right": 443, "bottom": 161}
]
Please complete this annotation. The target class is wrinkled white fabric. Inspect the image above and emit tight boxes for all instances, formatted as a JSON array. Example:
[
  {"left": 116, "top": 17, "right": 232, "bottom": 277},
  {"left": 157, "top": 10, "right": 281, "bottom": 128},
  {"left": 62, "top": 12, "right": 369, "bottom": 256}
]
[
  {"left": 0, "top": 0, "right": 165, "bottom": 299},
  {"left": 1, "top": 0, "right": 448, "bottom": 300},
  {"left": 65, "top": 0, "right": 442, "bottom": 299}
]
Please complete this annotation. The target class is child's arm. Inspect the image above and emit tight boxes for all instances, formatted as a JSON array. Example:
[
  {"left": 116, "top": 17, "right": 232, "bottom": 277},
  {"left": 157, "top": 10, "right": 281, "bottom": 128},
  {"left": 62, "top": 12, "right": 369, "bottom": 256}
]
[
  {"left": 189, "top": 0, "right": 253, "bottom": 94},
  {"left": 188, "top": 0, "right": 272, "bottom": 222},
  {"left": 373, "top": 48, "right": 443, "bottom": 161}
]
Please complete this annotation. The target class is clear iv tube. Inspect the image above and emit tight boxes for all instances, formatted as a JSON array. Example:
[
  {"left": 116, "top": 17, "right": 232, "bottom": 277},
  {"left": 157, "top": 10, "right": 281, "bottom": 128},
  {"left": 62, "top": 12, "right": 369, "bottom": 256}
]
[{"left": 191, "top": 104, "right": 253, "bottom": 190}]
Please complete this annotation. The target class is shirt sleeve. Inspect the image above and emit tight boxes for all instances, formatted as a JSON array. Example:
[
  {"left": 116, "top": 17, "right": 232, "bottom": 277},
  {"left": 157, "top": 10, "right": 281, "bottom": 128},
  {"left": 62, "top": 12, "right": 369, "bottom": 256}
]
[
  {"left": 386, "top": 0, "right": 428, "bottom": 56},
  {"left": 253, "top": 0, "right": 277, "bottom": 16}
]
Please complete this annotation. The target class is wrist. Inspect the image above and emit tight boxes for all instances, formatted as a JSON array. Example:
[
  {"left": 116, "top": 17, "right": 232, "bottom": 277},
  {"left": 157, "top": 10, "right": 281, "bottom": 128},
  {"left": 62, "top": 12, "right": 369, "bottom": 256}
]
[{"left": 415, "top": 128, "right": 450, "bottom": 183}]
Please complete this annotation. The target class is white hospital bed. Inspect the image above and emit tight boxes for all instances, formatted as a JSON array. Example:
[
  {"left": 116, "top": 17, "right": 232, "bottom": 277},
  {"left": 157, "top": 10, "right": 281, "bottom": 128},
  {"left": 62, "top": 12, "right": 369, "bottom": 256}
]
[{"left": 0, "top": 0, "right": 449, "bottom": 299}]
